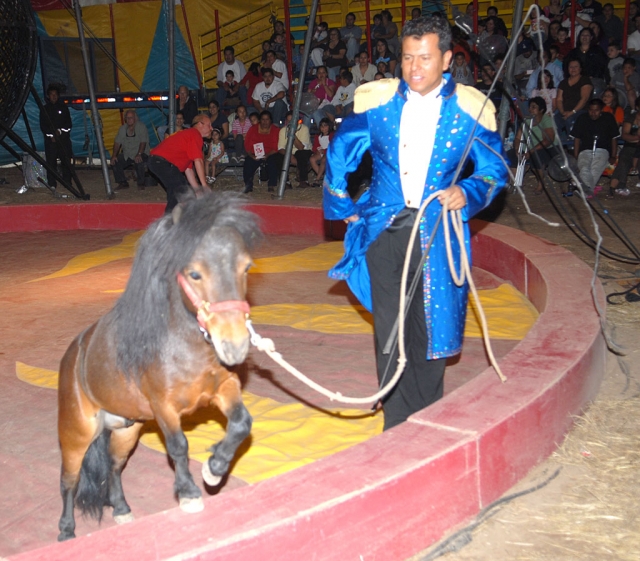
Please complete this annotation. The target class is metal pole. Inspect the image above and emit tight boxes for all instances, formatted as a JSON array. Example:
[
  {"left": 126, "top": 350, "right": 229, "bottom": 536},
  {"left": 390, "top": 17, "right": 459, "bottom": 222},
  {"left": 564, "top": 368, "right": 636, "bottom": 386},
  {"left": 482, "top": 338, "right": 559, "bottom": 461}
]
[
  {"left": 498, "top": 0, "right": 525, "bottom": 139},
  {"left": 168, "top": 0, "right": 176, "bottom": 135},
  {"left": 74, "top": 0, "right": 113, "bottom": 198},
  {"left": 275, "top": 0, "right": 321, "bottom": 199}
]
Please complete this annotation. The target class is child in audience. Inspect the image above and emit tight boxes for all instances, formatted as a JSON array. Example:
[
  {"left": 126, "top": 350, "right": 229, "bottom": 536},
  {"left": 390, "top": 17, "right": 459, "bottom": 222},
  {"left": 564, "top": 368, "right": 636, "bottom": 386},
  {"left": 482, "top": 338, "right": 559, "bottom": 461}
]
[
  {"left": 450, "top": 51, "right": 474, "bottom": 85},
  {"left": 231, "top": 104, "right": 252, "bottom": 163},
  {"left": 272, "top": 33, "right": 287, "bottom": 61},
  {"left": 310, "top": 118, "right": 333, "bottom": 186},
  {"left": 554, "top": 27, "right": 572, "bottom": 60},
  {"left": 377, "top": 61, "right": 393, "bottom": 78},
  {"left": 222, "top": 70, "right": 240, "bottom": 109},
  {"left": 205, "top": 128, "right": 227, "bottom": 183},
  {"left": 607, "top": 41, "right": 625, "bottom": 79}
]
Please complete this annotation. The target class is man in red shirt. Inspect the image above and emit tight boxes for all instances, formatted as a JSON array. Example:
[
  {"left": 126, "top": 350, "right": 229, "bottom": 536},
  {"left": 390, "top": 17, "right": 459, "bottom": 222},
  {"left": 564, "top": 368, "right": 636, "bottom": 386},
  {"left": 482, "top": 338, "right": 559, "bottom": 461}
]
[{"left": 148, "top": 113, "right": 212, "bottom": 212}]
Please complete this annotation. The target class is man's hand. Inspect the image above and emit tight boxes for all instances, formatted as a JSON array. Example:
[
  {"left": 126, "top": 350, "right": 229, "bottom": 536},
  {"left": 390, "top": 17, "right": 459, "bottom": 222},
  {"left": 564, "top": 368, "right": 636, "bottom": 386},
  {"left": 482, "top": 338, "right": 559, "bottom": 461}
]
[
  {"left": 438, "top": 185, "right": 466, "bottom": 211},
  {"left": 343, "top": 214, "right": 359, "bottom": 223},
  {"left": 134, "top": 154, "right": 142, "bottom": 164}
]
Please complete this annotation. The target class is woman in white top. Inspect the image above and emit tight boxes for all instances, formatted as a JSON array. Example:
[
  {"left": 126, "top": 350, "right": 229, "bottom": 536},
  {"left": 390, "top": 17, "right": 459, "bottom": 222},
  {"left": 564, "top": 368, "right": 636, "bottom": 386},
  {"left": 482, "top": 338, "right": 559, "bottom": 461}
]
[
  {"left": 531, "top": 69, "right": 557, "bottom": 114},
  {"left": 351, "top": 51, "right": 377, "bottom": 87}
]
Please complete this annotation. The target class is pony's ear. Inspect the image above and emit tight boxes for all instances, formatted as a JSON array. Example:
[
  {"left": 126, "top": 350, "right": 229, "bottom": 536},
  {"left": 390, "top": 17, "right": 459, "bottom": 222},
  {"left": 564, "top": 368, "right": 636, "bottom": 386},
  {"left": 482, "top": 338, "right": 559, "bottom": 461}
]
[{"left": 171, "top": 204, "right": 183, "bottom": 225}]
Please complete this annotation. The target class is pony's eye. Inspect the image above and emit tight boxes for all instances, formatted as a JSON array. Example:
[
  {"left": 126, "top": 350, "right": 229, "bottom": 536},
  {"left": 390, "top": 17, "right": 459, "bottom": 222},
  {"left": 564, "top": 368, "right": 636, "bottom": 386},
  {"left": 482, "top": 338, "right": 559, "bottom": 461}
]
[{"left": 189, "top": 271, "right": 202, "bottom": 281}]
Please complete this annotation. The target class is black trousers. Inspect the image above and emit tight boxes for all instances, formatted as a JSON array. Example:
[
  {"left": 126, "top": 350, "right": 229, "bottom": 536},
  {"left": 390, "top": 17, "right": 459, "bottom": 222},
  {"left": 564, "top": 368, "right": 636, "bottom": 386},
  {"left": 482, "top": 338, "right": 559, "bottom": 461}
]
[
  {"left": 44, "top": 135, "right": 73, "bottom": 188},
  {"left": 242, "top": 154, "right": 279, "bottom": 188},
  {"left": 147, "top": 155, "right": 189, "bottom": 213},
  {"left": 112, "top": 153, "right": 148, "bottom": 184},
  {"left": 366, "top": 208, "right": 446, "bottom": 431},
  {"left": 273, "top": 149, "right": 312, "bottom": 182}
]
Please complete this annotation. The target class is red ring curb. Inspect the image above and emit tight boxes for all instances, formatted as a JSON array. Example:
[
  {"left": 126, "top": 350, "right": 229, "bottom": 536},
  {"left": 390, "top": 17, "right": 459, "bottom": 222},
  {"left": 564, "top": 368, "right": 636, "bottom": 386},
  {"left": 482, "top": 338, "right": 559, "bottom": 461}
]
[{"left": 3, "top": 203, "right": 605, "bottom": 561}]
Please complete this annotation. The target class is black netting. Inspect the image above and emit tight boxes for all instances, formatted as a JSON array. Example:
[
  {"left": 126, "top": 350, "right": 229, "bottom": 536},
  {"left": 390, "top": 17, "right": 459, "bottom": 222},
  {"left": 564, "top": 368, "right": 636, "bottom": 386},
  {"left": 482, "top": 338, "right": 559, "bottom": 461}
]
[{"left": 0, "top": 0, "right": 38, "bottom": 143}]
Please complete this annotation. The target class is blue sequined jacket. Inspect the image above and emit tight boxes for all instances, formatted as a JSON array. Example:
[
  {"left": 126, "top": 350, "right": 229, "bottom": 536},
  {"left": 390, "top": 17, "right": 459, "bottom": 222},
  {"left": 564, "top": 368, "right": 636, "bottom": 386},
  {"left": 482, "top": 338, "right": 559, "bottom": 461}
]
[{"left": 323, "top": 75, "right": 507, "bottom": 360}]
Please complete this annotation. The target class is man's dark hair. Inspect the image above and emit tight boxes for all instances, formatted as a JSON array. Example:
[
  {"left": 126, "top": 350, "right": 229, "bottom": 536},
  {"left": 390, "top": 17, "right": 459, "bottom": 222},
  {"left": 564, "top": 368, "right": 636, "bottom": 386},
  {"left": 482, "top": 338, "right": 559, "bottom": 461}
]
[
  {"left": 346, "top": 11, "right": 356, "bottom": 19},
  {"left": 603, "top": 2, "right": 614, "bottom": 7},
  {"left": 589, "top": 98, "right": 605, "bottom": 109},
  {"left": 529, "top": 96, "right": 547, "bottom": 114},
  {"left": 623, "top": 57, "right": 637, "bottom": 67},
  {"left": 223, "top": 46, "right": 235, "bottom": 54},
  {"left": 261, "top": 67, "right": 274, "bottom": 76},
  {"left": 266, "top": 49, "right": 277, "bottom": 58},
  {"left": 381, "top": 9, "right": 393, "bottom": 20},
  {"left": 46, "top": 83, "right": 60, "bottom": 96},
  {"left": 341, "top": 70, "right": 353, "bottom": 83},
  {"left": 401, "top": 16, "right": 452, "bottom": 54},
  {"left": 487, "top": 6, "right": 498, "bottom": 15}
]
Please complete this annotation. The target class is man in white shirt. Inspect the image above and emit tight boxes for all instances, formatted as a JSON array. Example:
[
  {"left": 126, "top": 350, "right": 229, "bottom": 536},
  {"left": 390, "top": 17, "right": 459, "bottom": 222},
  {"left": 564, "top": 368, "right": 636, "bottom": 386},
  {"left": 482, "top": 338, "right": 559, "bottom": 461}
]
[
  {"left": 252, "top": 67, "right": 288, "bottom": 126},
  {"left": 263, "top": 50, "right": 289, "bottom": 90},
  {"left": 324, "top": 17, "right": 507, "bottom": 430},
  {"left": 216, "top": 46, "right": 247, "bottom": 107}
]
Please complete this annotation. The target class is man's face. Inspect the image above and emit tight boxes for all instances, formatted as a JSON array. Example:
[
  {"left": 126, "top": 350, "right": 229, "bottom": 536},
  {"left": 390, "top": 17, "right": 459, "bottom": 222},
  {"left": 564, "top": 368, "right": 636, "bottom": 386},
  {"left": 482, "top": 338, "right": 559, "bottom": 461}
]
[
  {"left": 604, "top": 4, "right": 613, "bottom": 17},
  {"left": 263, "top": 72, "right": 274, "bottom": 85},
  {"left": 125, "top": 112, "right": 136, "bottom": 125},
  {"left": 48, "top": 90, "right": 59, "bottom": 104},
  {"left": 359, "top": 52, "right": 369, "bottom": 64},
  {"left": 482, "top": 65, "right": 495, "bottom": 81},
  {"left": 345, "top": 14, "right": 355, "bottom": 27},
  {"left": 224, "top": 49, "right": 234, "bottom": 64},
  {"left": 266, "top": 52, "right": 276, "bottom": 65},
  {"left": 588, "top": 104, "right": 602, "bottom": 120},
  {"left": 401, "top": 33, "right": 451, "bottom": 96},
  {"left": 195, "top": 117, "right": 212, "bottom": 138},
  {"left": 178, "top": 87, "right": 188, "bottom": 102}
]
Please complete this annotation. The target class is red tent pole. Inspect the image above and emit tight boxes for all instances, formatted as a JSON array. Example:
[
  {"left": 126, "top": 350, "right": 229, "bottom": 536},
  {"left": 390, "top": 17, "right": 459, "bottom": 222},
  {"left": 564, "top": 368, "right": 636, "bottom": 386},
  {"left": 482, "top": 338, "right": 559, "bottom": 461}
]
[
  {"left": 181, "top": 1, "right": 202, "bottom": 88},
  {"left": 215, "top": 9, "right": 222, "bottom": 64},
  {"left": 365, "top": 0, "right": 372, "bottom": 57},
  {"left": 571, "top": 0, "right": 576, "bottom": 46},
  {"left": 401, "top": 0, "right": 406, "bottom": 26},
  {"left": 284, "top": 0, "right": 293, "bottom": 97}
]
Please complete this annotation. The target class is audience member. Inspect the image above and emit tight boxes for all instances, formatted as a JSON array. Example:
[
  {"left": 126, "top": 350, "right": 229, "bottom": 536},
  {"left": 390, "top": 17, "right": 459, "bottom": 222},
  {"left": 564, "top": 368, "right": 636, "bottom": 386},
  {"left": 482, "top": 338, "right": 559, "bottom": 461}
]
[
  {"left": 352, "top": 50, "right": 377, "bottom": 86},
  {"left": 607, "top": 41, "right": 625, "bottom": 78},
  {"left": 554, "top": 27, "right": 573, "bottom": 60},
  {"left": 207, "top": 100, "right": 229, "bottom": 143},
  {"left": 177, "top": 85, "right": 198, "bottom": 126},
  {"left": 215, "top": 47, "right": 246, "bottom": 110},
  {"left": 610, "top": 57, "right": 640, "bottom": 109},
  {"left": 544, "top": 0, "right": 565, "bottom": 23},
  {"left": 310, "top": 21, "right": 330, "bottom": 67},
  {"left": 373, "top": 38, "right": 397, "bottom": 75},
  {"left": 263, "top": 49, "right": 289, "bottom": 89},
  {"left": 596, "top": 3, "right": 623, "bottom": 44},
  {"left": 608, "top": 97, "right": 640, "bottom": 196},
  {"left": 340, "top": 12, "right": 362, "bottom": 65},
  {"left": 310, "top": 118, "right": 333, "bottom": 186},
  {"left": 526, "top": 50, "right": 564, "bottom": 98},
  {"left": 549, "top": 45, "right": 564, "bottom": 73},
  {"left": 602, "top": 86, "right": 625, "bottom": 125},
  {"left": 274, "top": 111, "right": 313, "bottom": 188},
  {"left": 555, "top": 59, "right": 594, "bottom": 141},
  {"left": 377, "top": 61, "right": 394, "bottom": 78},
  {"left": 475, "top": 63, "right": 504, "bottom": 114},
  {"left": 205, "top": 127, "right": 226, "bottom": 184},
  {"left": 260, "top": 40, "right": 271, "bottom": 63},
  {"left": 110, "top": 109, "right": 149, "bottom": 190},
  {"left": 571, "top": 98, "right": 619, "bottom": 196},
  {"left": 328, "top": 70, "right": 355, "bottom": 122},
  {"left": 450, "top": 51, "right": 474, "bottom": 85},
  {"left": 370, "top": 14, "right": 386, "bottom": 44},
  {"left": 242, "top": 110, "right": 280, "bottom": 193},
  {"left": 627, "top": 14, "right": 640, "bottom": 56},
  {"left": 544, "top": 21, "right": 562, "bottom": 50},
  {"left": 486, "top": 6, "right": 509, "bottom": 36},
  {"left": 565, "top": 28, "right": 608, "bottom": 83},
  {"left": 164, "top": 111, "right": 185, "bottom": 139},
  {"left": 479, "top": 16, "right": 508, "bottom": 63},
  {"left": 220, "top": 70, "right": 241, "bottom": 110},
  {"left": 373, "top": 71, "right": 385, "bottom": 80},
  {"left": 252, "top": 67, "right": 288, "bottom": 127},
  {"left": 323, "top": 28, "right": 348, "bottom": 81},
  {"left": 532, "top": 70, "right": 558, "bottom": 114},
  {"left": 379, "top": 10, "right": 400, "bottom": 54},
  {"left": 514, "top": 41, "right": 539, "bottom": 81},
  {"left": 242, "top": 62, "right": 263, "bottom": 109},
  {"left": 230, "top": 105, "right": 251, "bottom": 163},
  {"left": 589, "top": 21, "right": 609, "bottom": 51},
  {"left": 308, "top": 65, "right": 336, "bottom": 110},
  {"left": 628, "top": 2, "right": 640, "bottom": 34},
  {"left": 271, "top": 33, "right": 287, "bottom": 62},
  {"left": 411, "top": 7, "right": 422, "bottom": 19}
]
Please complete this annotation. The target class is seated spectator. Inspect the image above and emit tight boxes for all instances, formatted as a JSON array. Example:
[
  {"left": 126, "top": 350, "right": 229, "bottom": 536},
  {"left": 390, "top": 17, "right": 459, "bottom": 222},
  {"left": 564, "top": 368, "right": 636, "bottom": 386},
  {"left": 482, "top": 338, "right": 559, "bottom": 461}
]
[
  {"left": 514, "top": 40, "right": 539, "bottom": 81},
  {"left": 292, "top": 43, "right": 305, "bottom": 76},
  {"left": 479, "top": 16, "right": 508, "bottom": 63},
  {"left": 377, "top": 61, "right": 393, "bottom": 78},
  {"left": 323, "top": 28, "right": 348, "bottom": 81},
  {"left": 554, "top": 27, "right": 573, "bottom": 61},
  {"left": 177, "top": 85, "right": 198, "bottom": 126},
  {"left": 451, "top": 25, "right": 472, "bottom": 64},
  {"left": 242, "top": 110, "right": 280, "bottom": 193},
  {"left": 373, "top": 71, "right": 385, "bottom": 80},
  {"left": 607, "top": 41, "right": 624, "bottom": 79},
  {"left": 310, "top": 118, "right": 333, "bottom": 186},
  {"left": 628, "top": 2, "right": 640, "bottom": 35},
  {"left": 543, "top": 0, "right": 565, "bottom": 24},
  {"left": 608, "top": 97, "right": 640, "bottom": 196},
  {"left": 252, "top": 67, "right": 288, "bottom": 127},
  {"left": 274, "top": 111, "right": 313, "bottom": 188},
  {"left": 207, "top": 100, "right": 229, "bottom": 144},
  {"left": 544, "top": 21, "right": 562, "bottom": 50},
  {"left": 263, "top": 49, "right": 289, "bottom": 89},
  {"left": 373, "top": 38, "right": 397, "bottom": 75},
  {"left": 220, "top": 70, "right": 240, "bottom": 110},
  {"left": 352, "top": 50, "right": 377, "bottom": 86},
  {"left": 369, "top": 14, "right": 386, "bottom": 45},
  {"left": 530, "top": 11, "right": 551, "bottom": 44},
  {"left": 230, "top": 104, "right": 251, "bottom": 163},
  {"left": 595, "top": 3, "right": 623, "bottom": 45},
  {"left": 340, "top": 12, "right": 362, "bottom": 65},
  {"left": 532, "top": 70, "right": 558, "bottom": 114},
  {"left": 308, "top": 65, "right": 336, "bottom": 105},
  {"left": 549, "top": 45, "right": 564, "bottom": 73},
  {"left": 565, "top": 28, "right": 608, "bottom": 84},
  {"left": 379, "top": 10, "right": 400, "bottom": 54},
  {"left": 486, "top": 6, "right": 509, "bottom": 36},
  {"left": 310, "top": 21, "right": 329, "bottom": 68},
  {"left": 589, "top": 21, "right": 608, "bottom": 51},
  {"left": 475, "top": 63, "right": 504, "bottom": 114},
  {"left": 555, "top": 59, "right": 593, "bottom": 142},
  {"left": 205, "top": 127, "right": 227, "bottom": 184},
  {"left": 110, "top": 109, "right": 150, "bottom": 190},
  {"left": 271, "top": 33, "right": 287, "bottom": 62},
  {"left": 512, "top": 96, "right": 561, "bottom": 194},
  {"left": 610, "top": 57, "right": 640, "bottom": 110},
  {"left": 450, "top": 51, "right": 474, "bottom": 85},
  {"left": 602, "top": 86, "right": 625, "bottom": 126},
  {"left": 571, "top": 98, "right": 619, "bottom": 196},
  {"left": 578, "top": 0, "right": 603, "bottom": 26},
  {"left": 627, "top": 14, "right": 640, "bottom": 57},
  {"left": 163, "top": 111, "right": 186, "bottom": 139},
  {"left": 411, "top": 7, "right": 422, "bottom": 19},
  {"left": 525, "top": 50, "right": 564, "bottom": 99},
  {"left": 242, "top": 62, "right": 263, "bottom": 109},
  {"left": 215, "top": 47, "right": 247, "bottom": 110},
  {"left": 329, "top": 71, "right": 356, "bottom": 122},
  {"left": 260, "top": 41, "right": 271, "bottom": 63}
]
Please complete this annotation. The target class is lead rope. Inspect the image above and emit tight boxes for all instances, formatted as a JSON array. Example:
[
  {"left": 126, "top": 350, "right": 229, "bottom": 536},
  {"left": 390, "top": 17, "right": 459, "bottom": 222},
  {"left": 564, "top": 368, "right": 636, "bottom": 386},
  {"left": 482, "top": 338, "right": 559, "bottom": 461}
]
[{"left": 247, "top": 191, "right": 506, "bottom": 406}]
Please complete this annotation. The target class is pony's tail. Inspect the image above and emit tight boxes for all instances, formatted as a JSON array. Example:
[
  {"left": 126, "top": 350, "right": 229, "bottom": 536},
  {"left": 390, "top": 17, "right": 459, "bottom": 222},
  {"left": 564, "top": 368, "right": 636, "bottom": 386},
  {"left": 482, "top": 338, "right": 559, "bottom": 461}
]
[{"left": 75, "top": 429, "right": 112, "bottom": 521}]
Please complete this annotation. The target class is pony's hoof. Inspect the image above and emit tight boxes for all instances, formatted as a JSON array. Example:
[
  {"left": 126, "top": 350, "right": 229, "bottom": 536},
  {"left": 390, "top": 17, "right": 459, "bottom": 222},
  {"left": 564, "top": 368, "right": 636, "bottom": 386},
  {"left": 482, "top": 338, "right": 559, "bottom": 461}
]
[
  {"left": 202, "top": 460, "right": 222, "bottom": 487},
  {"left": 114, "top": 512, "right": 135, "bottom": 524},
  {"left": 179, "top": 496, "right": 204, "bottom": 513}
]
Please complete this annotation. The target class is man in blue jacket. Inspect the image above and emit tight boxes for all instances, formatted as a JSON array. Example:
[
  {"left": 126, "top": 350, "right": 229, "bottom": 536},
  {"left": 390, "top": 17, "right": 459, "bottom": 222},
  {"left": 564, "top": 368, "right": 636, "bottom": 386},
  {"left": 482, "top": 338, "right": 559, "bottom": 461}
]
[{"left": 324, "top": 16, "right": 507, "bottom": 430}]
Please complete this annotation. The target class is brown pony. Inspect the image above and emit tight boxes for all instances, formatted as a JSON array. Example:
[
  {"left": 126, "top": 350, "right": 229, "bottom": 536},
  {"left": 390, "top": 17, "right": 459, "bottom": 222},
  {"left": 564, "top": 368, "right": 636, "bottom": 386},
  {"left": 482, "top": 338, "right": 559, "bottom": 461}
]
[{"left": 57, "top": 193, "right": 261, "bottom": 541}]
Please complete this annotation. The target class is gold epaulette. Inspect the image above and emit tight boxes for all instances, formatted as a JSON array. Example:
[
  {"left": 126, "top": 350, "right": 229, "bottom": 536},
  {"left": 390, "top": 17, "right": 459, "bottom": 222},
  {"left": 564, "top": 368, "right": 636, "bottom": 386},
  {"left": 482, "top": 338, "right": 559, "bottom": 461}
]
[
  {"left": 354, "top": 78, "right": 400, "bottom": 114},
  {"left": 455, "top": 84, "right": 498, "bottom": 132}
]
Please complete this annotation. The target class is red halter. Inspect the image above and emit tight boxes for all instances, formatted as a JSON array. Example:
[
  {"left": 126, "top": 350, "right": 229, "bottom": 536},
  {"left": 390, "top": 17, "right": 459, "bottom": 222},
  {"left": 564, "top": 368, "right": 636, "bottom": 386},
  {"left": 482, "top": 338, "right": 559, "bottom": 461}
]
[{"left": 176, "top": 272, "right": 250, "bottom": 331}]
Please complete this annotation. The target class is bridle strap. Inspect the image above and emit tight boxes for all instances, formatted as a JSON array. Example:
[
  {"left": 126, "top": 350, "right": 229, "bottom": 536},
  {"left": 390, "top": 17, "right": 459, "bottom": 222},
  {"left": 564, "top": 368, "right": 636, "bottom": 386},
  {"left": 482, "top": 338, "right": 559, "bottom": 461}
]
[{"left": 176, "top": 272, "right": 250, "bottom": 330}]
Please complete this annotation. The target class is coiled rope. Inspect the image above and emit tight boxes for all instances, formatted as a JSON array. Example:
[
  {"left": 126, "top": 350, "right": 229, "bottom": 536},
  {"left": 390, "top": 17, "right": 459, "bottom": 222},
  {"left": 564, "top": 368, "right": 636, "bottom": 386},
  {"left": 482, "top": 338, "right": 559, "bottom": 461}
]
[{"left": 246, "top": 190, "right": 507, "bottom": 406}]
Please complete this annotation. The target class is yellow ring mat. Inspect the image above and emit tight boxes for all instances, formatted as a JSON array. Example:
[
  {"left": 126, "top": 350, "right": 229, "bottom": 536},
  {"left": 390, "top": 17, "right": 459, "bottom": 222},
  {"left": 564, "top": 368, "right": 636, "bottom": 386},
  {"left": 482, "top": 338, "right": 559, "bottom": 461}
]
[{"left": 18, "top": 234, "right": 537, "bottom": 484}]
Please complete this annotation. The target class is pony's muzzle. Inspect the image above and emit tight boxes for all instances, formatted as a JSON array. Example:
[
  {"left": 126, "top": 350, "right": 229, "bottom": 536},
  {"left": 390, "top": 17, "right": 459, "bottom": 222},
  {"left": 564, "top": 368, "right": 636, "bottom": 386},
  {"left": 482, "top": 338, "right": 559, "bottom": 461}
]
[{"left": 207, "top": 314, "right": 250, "bottom": 366}]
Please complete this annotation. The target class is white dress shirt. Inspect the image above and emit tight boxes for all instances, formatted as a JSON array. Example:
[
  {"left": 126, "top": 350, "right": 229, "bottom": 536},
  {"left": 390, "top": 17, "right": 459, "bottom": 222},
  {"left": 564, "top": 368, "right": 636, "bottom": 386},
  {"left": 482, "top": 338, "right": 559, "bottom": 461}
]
[{"left": 399, "top": 80, "right": 443, "bottom": 208}]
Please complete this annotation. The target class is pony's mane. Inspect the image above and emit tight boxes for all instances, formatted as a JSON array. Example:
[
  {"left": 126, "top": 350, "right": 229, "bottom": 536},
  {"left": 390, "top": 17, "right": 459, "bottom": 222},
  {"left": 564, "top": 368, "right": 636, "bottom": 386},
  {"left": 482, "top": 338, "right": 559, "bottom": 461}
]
[{"left": 111, "top": 192, "right": 261, "bottom": 379}]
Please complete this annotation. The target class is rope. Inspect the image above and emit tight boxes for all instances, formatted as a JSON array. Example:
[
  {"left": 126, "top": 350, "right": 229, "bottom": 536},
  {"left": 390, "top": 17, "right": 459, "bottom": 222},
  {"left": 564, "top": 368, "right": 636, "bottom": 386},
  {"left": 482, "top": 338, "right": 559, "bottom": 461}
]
[{"left": 247, "top": 190, "right": 506, "bottom": 406}]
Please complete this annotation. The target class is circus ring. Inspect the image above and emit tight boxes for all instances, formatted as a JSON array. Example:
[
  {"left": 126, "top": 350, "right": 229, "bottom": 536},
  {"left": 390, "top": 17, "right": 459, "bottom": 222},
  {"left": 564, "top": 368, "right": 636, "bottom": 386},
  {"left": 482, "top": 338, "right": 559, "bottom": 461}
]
[{"left": 0, "top": 203, "right": 605, "bottom": 561}]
